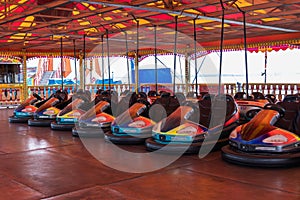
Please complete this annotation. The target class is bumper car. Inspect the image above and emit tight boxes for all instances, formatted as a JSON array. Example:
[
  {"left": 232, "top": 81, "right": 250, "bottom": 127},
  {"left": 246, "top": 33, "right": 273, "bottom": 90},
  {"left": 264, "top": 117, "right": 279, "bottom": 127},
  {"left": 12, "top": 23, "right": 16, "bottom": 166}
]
[
  {"left": 28, "top": 90, "right": 70, "bottom": 127},
  {"left": 221, "top": 103, "right": 300, "bottom": 167},
  {"left": 146, "top": 94, "right": 240, "bottom": 154},
  {"left": 104, "top": 93, "right": 154, "bottom": 144},
  {"left": 72, "top": 97, "right": 115, "bottom": 137},
  {"left": 50, "top": 91, "right": 91, "bottom": 131},
  {"left": 234, "top": 92, "right": 270, "bottom": 123},
  {"left": 9, "top": 93, "right": 43, "bottom": 123}
]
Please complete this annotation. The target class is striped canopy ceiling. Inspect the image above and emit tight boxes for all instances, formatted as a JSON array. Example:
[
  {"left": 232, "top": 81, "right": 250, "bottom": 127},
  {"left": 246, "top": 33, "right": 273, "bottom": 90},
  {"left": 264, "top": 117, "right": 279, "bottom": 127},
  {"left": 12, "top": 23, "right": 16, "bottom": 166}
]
[{"left": 0, "top": 0, "right": 300, "bottom": 57}]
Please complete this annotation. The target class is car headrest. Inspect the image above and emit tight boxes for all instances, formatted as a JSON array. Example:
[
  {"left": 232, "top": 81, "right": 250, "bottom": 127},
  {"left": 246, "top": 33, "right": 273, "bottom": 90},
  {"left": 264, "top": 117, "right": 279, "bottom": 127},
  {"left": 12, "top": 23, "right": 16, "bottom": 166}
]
[
  {"left": 137, "top": 92, "right": 147, "bottom": 99},
  {"left": 148, "top": 90, "right": 157, "bottom": 97},
  {"left": 202, "top": 93, "right": 215, "bottom": 101},
  {"left": 234, "top": 92, "right": 246, "bottom": 100},
  {"left": 283, "top": 94, "right": 298, "bottom": 102},
  {"left": 160, "top": 92, "right": 170, "bottom": 98},
  {"left": 264, "top": 103, "right": 285, "bottom": 117},
  {"left": 32, "top": 93, "right": 43, "bottom": 101},
  {"left": 252, "top": 92, "right": 265, "bottom": 100}
]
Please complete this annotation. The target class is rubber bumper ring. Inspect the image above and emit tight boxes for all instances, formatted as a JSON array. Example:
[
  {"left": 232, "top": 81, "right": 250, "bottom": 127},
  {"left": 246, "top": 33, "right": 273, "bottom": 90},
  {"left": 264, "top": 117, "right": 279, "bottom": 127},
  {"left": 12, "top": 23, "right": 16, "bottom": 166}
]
[
  {"left": 104, "top": 131, "right": 151, "bottom": 145},
  {"left": 221, "top": 145, "right": 300, "bottom": 168},
  {"left": 50, "top": 122, "right": 74, "bottom": 131},
  {"left": 72, "top": 127, "right": 109, "bottom": 137},
  {"left": 8, "top": 116, "right": 32, "bottom": 123},
  {"left": 28, "top": 119, "right": 54, "bottom": 127},
  {"left": 145, "top": 137, "right": 228, "bottom": 154}
]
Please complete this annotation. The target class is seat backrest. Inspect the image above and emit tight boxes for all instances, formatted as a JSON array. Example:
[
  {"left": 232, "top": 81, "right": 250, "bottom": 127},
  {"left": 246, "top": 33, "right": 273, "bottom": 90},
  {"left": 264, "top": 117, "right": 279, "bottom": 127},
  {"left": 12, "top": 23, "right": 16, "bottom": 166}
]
[
  {"left": 148, "top": 90, "right": 157, "bottom": 97},
  {"left": 186, "top": 91, "right": 196, "bottom": 98},
  {"left": 114, "top": 92, "right": 138, "bottom": 116},
  {"left": 293, "top": 108, "right": 300, "bottom": 136},
  {"left": 224, "top": 94, "right": 238, "bottom": 121},
  {"left": 198, "top": 97, "right": 212, "bottom": 127},
  {"left": 275, "top": 101, "right": 300, "bottom": 133},
  {"left": 283, "top": 94, "right": 298, "bottom": 102},
  {"left": 197, "top": 94, "right": 237, "bottom": 128},
  {"left": 160, "top": 92, "right": 171, "bottom": 98},
  {"left": 234, "top": 92, "right": 246, "bottom": 100},
  {"left": 175, "top": 92, "right": 186, "bottom": 104},
  {"left": 252, "top": 92, "right": 265, "bottom": 100},
  {"left": 150, "top": 95, "right": 180, "bottom": 122},
  {"left": 265, "top": 94, "right": 277, "bottom": 103}
]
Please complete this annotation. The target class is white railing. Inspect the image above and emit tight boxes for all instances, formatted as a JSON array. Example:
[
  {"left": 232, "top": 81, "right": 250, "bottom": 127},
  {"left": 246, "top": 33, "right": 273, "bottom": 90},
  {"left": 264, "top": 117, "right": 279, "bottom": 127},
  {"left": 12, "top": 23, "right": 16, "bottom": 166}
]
[{"left": 1, "top": 83, "right": 299, "bottom": 103}]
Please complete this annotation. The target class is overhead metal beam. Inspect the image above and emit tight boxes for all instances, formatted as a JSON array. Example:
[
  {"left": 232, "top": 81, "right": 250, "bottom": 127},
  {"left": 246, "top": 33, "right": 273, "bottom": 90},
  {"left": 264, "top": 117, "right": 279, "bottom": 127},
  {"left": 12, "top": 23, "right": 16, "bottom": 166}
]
[
  {"left": 0, "top": 0, "right": 70, "bottom": 26},
  {"left": 70, "top": 0, "right": 299, "bottom": 32}
]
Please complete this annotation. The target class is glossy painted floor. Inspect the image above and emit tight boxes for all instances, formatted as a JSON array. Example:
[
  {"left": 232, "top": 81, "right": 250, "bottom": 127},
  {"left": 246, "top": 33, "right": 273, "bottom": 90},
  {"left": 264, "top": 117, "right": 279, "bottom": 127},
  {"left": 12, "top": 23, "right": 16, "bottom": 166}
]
[{"left": 0, "top": 109, "right": 299, "bottom": 200}]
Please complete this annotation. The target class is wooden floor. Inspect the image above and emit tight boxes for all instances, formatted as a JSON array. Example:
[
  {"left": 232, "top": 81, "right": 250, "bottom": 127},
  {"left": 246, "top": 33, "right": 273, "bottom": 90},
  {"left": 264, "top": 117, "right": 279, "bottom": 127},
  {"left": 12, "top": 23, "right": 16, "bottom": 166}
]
[{"left": 0, "top": 109, "right": 299, "bottom": 200}]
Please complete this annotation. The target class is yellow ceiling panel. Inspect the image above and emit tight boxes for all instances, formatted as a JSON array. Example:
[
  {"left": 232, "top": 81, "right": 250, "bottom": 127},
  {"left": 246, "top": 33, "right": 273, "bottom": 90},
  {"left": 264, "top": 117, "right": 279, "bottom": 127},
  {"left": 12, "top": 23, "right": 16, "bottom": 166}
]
[
  {"left": 85, "top": 28, "right": 98, "bottom": 33},
  {"left": 57, "top": 26, "right": 66, "bottom": 30},
  {"left": 126, "top": 31, "right": 136, "bottom": 35},
  {"left": 112, "top": 9, "right": 122, "bottom": 14},
  {"left": 147, "top": 3, "right": 156, "bottom": 6},
  {"left": 235, "top": 0, "right": 252, "bottom": 8},
  {"left": 146, "top": 27, "right": 162, "bottom": 31},
  {"left": 133, "top": 19, "right": 150, "bottom": 25},
  {"left": 163, "top": 31, "right": 175, "bottom": 35},
  {"left": 214, "top": 24, "right": 230, "bottom": 28},
  {"left": 188, "top": 19, "right": 214, "bottom": 24},
  {"left": 114, "top": 23, "right": 126, "bottom": 29},
  {"left": 185, "top": 9, "right": 202, "bottom": 15},
  {"left": 261, "top": 17, "right": 281, "bottom": 22},
  {"left": 254, "top": 9, "right": 267, "bottom": 14},
  {"left": 168, "top": 13, "right": 185, "bottom": 18},
  {"left": 19, "top": 16, "right": 36, "bottom": 28},
  {"left": 52, "top": 35, "right": 69, "bottom": 40},
  {"left": 202, "top": 27, "right": 214, "bottom": 30},
  {"left": 103, "top": 16, "right": 112, "bottom": 21},
  {"left": 10, "top": 33, "right": 32, "bottom": 40},
  {"left": 81, "top": 2, "right": 96, "bottom": 11},
  {"left": 73, "top": 10, "right": 80, "bottom": 16},
  {"left": 78, "top": 20, "right": 91, "bottom": 26},
  {"left": 88, "top": 37, "right": 99, "bottom": 41}
]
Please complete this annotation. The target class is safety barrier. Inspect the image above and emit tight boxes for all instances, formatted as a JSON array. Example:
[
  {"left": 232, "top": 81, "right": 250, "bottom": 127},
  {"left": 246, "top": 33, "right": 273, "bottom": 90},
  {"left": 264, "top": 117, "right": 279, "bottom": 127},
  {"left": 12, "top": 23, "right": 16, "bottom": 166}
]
[{"left": 0, "top": 83, "right": 299, "bottom": 105}]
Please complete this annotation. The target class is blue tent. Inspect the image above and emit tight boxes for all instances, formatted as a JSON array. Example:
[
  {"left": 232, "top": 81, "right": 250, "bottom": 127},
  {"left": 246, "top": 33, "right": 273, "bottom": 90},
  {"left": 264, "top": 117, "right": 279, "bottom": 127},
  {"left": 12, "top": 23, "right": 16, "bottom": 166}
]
[
  {"left": 95, "top": 79, "right": 122, "bottom": 85},
  {"left": 131, "top": 68, "right": 172, "bottom": 84},
  {"left": 48, "top": 79, "right": 76, "bottom": 85}
]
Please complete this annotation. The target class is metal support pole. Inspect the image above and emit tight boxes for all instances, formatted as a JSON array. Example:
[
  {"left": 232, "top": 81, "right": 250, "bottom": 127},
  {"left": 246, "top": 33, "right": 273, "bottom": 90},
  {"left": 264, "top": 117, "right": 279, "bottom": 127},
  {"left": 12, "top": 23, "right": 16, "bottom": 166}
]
[
  {"left": 125, "top": 32, "right": 130, "bottom": 87},
  {"left": 193, "top": 18, "right": 198, "bottom": 96},
  {"left": 90, "top": 59, "right": 93, "bottom": 83},
  {"left": 242, "top": 11, "right": 249, "bottom": 97},
  {"left": 106, "top": 30, "right": 111, "bottom": 90},
  {"left": 134, "top": 52, "right": 139, "bottom": 94},
  {"left": 73, "top": 39, "right": 78, "bottom": 91},
  {"left": 101, "top": 35, "right": 104, "bottom": 89},
  {"left": 79, "top": 52, "right": 84, "bottom": 90},
  {"left": 185, "top": 54, "right": 189, "bottom": 95},
  {"left": 83, "top": 34, "right": 86, "bottom": 90},
  {"left": 218, "top": 2, "right": 225, "bottom": 95},
  {"left": 173, "top": 16, "right": 178, "bottom": 94},
  {"left": 60, "top": 37, "right": 63, "bottom": 90},
  {"left": 154, "top": 25, "right": 158, "bottom": 93},
  {"left": 135, "top": 19, "right": 140, "bottom": 93},
  {"left": 22, "top": 51, "right": 28, "bottom": 101},
  {"left": 264, "top": 50, "right": 267, "bottom": 84},
  {"left": 233, "top": 3, "right": 249, "bottom": 96}
]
